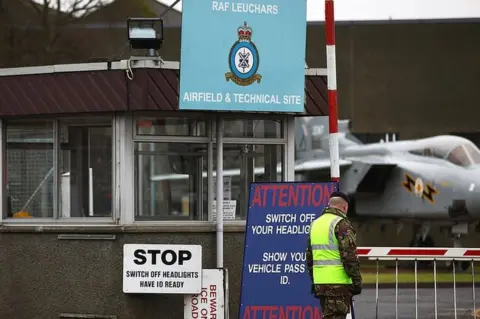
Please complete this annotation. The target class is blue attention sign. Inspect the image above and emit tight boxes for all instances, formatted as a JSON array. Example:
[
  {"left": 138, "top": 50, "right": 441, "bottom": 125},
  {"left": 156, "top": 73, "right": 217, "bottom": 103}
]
[
  {"left": 239, "top": 182, "right": 338, "bottom": 319},
  {"left": 179, "top": 0, "right": 307, "bottom": 113}
]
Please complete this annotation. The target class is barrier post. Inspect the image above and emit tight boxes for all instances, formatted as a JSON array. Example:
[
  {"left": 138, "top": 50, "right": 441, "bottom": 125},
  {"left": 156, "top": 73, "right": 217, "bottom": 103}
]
[{"left": 325, "top": 0, "right": 340, "bottom": 183}]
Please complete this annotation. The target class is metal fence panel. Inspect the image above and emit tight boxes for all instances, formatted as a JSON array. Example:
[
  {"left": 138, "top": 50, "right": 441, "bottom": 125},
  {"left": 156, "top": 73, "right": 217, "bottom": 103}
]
[{"left": 355, "top": 247, "right": 480, "bottom": 319}]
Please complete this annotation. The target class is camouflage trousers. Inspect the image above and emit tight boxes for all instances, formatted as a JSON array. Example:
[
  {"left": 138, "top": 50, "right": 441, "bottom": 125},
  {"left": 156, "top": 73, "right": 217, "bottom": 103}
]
[{"left": 319, "top": 295, "right": 350, "bottom": 319}]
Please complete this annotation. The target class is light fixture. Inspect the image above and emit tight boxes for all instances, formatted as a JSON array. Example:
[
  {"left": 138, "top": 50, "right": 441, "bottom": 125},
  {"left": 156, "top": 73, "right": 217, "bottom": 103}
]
[{"left": 127, "top": 17, "right": 164, "bottom": 50}]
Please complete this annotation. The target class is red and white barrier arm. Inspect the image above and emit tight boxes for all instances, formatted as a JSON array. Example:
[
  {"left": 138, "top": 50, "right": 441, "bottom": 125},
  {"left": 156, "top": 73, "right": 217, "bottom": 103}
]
[
  {"left": 357, "top": 247, "right": 480, "bottom": 260},
  {"left": 325, "top": 0, "right": 340, "bottom": 183}
]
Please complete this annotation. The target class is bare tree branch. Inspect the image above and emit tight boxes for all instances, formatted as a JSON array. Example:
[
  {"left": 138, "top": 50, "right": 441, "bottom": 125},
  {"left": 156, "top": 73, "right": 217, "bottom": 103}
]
[
  {"left": 65, "top": 0, "right": 107, "bottom": 18},
  {"left": 2, "top": 0, "right": 110, "bottom": 67},
  {"left": 28, "top": 0, "right": 42, "bottom": 16}
]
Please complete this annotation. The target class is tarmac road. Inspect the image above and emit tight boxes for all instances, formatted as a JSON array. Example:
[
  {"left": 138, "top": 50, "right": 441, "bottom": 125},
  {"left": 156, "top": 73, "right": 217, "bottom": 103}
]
[{"left": 353, "top": 287, "right": 479, "bottom": 319}]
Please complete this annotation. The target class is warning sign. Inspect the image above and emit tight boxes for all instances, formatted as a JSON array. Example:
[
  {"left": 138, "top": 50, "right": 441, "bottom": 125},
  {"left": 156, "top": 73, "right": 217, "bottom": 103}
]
[
  {"left": 184, "top": 269, "right": 225, "bottom": 319},
  {"left": 123, "top": 244, "right": 202, "bottom": 294}
]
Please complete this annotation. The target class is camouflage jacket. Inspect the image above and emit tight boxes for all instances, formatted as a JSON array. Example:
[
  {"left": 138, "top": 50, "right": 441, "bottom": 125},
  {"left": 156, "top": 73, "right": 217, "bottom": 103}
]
[{"left": 306, "top": 207, "right": 362, "bottom": 297}]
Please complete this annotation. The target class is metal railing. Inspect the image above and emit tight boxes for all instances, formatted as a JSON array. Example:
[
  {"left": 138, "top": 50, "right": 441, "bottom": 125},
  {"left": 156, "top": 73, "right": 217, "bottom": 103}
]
[{"left": 356, "top": 247, "right": 480, "bottom": 319}]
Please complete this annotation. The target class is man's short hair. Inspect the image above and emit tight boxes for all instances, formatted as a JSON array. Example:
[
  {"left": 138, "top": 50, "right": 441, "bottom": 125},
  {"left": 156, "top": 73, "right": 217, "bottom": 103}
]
[{"left": 329, "top": 191, "right": 350, "bottom": 205}]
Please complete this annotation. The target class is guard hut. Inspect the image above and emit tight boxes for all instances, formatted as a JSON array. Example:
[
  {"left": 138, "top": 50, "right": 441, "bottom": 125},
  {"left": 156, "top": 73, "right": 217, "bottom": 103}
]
[{"left": 0, "top": 10, "right": 328, "bottom": 319}]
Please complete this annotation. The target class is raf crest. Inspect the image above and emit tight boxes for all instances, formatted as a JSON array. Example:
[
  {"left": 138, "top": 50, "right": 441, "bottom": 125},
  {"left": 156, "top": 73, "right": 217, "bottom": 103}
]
[
  {"left": 402, "top": 173, "right": 438, "bottom": 204},
  {"left": 225, "top": 21, "right": 262, "bottom": 86}
]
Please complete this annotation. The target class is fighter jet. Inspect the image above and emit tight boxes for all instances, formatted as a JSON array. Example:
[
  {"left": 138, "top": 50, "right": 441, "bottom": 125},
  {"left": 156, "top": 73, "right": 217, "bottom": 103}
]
[
  {"left": 146, "top": 117, "right": 480, "bottom": 269},
  {"left": 295, "top": 116, "right": 480, "bottom": 269}
]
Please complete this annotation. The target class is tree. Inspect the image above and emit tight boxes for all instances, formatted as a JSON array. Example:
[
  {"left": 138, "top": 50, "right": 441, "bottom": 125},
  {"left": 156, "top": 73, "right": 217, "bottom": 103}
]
[{"left": 0, "top": 0, "right": 110, "bottom": 67}]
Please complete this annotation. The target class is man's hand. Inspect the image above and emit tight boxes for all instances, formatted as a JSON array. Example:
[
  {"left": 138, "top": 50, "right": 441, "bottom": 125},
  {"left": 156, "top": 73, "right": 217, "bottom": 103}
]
[{"left": 349, "top": 282, "right": 362, "bottom": 296}]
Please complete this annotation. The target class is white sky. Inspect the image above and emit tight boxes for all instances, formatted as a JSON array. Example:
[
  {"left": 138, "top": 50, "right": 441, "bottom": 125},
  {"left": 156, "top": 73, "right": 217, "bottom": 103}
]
[{"left": 157, "top": 0, "right": 480, "bottom": 22}]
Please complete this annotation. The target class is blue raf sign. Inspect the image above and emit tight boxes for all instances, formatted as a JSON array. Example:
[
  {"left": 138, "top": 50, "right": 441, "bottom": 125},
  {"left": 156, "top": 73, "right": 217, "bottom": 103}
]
[
  {"left": 239, "top": 182, "right": 338, "bottom": 319},
  {"left": 179, "top": 0, "right": 307, "bottom": 113}
]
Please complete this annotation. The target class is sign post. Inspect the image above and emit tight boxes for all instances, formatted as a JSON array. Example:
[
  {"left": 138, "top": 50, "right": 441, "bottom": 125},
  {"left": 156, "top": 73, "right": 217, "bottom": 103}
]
[
  {"left": 123, "top": 244, "right": 202, "bottom": 294},
  {"left": 179, "top": 0, "right": 307, "bottom": 113},
  {"left": 238, "top": 182, "right": 338, "bottom": 318}
]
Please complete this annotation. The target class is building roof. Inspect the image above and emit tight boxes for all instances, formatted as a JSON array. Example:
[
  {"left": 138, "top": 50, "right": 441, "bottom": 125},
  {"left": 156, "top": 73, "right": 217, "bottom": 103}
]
[{"left": 0, "top": 60, "right": 327, "bottom": 116}]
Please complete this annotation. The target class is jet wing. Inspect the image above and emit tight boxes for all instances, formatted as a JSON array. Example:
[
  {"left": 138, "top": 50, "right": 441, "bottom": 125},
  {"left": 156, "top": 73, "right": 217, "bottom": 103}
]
[
  {"left": 293, "top": 158, "right": 353, "bottom": 182},
  {"left": 294, "top": 158, "right": 352, "bottom": 172},
  {"left": 344, "top": 154, "right": 398, "bottom": 166}
]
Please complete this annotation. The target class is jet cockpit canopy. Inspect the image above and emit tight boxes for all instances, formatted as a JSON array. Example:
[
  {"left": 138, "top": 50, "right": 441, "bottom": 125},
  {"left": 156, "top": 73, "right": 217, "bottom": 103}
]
[
  {"left": 409, "top": 135, "right": 480, "bottom": 167},
  {"left": 446, "top": 141, "right": 480, "bottom": 167}
]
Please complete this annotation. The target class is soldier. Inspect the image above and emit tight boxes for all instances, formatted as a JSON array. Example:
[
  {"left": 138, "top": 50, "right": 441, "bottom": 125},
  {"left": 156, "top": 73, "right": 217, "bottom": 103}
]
[{"left": 306, "top": 191, "right": 362, "bottom": 319}]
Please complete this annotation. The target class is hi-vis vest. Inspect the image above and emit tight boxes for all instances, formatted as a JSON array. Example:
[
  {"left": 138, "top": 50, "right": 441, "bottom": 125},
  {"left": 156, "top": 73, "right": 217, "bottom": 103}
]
[{"left": 310, "top": 212, "right": 353, "bottom": 284}]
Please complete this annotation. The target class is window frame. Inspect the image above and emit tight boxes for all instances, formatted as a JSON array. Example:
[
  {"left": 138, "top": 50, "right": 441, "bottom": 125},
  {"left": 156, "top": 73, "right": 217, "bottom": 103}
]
[
  {"left": 212, "top": 142, "right": 286, "bottom": 221},
  {"left": 132, "top": 116, "right": 212, "bottom": 224},
  {"left": 217, "top": 118, "right": 285, "bottom": 139},
  {"left": 133, "top": 141, "right": 210, "bottom": 222},
  {"left": 134, "top": 116, "right": 208, "bottom": 138},
  {"left": 1, "top": 116, "right": 118, "bottom": 225},
  {"left": 131, "top": 114, "right": 290, "bottom": 225},
  {"left": 0, "top": 113, "right": 294, "bottom": 227}
]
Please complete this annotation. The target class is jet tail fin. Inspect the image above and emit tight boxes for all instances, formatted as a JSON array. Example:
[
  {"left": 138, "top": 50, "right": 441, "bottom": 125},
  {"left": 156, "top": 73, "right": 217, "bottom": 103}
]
[
  {"left": 295, "top": 117, "right": 361, "bottom": 160},
  {"left": 338, "top": 119, "right": 363, "bottom": 147}
]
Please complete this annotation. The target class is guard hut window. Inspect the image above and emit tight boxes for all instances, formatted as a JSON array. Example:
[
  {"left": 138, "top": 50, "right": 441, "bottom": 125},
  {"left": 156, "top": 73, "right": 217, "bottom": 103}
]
[
  {"left": 4, "top": 118, "right": 114, "bottom": 220},
  {"left": 214, "top": 119, "right": 283, "bottom": 139},
  {"left": 133, "top": 116, "right": 209, "bottom": 221},
  {"left": 135, "top": 117, "right": 206, "bottom": 137},
  {"left": 58, "top": 118, "right": 113, "bottom": 218},
  {"left": 132, "top": 116, "right": 288, "bottom": 222},
  {"left": 213, "top": 117, "right": 287, "bottom": 220},
  {"left": 213, "top": 143, "right": 284, "bottom": 220},
  {"left": 5, "top": 121, "right": 54, "bottom": 218},
  {"left": 134, "top": 142, "right": 208, "bottom": 221}
]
